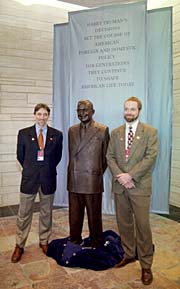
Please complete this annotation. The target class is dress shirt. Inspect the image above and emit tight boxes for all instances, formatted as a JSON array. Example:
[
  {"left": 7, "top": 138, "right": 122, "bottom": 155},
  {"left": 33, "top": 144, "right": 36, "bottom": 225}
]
[
  {"left": 35, "top": 124, "right": 47, "bottom": 148},
  {"left": 125, "top": 119, "right": 139, "bottom": 150}
]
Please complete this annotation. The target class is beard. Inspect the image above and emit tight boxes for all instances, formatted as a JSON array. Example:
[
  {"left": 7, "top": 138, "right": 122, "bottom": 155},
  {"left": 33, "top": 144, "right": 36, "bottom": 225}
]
[{"left": 124, "top": 114, "right": 139, "bottom": 123}]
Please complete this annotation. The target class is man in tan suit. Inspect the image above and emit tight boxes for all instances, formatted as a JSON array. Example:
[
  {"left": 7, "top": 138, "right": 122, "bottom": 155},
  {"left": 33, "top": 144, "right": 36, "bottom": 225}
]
[
  {"left": 67, "top": 100, "right": 109, "bottom": 248},
  {"left": 106, "top": 96, "right": 158, "bottom": 285}
]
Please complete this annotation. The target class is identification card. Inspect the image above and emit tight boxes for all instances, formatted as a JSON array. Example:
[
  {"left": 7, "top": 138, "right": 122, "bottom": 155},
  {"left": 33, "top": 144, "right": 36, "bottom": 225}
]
[{"left": 37, "top": 150, "right": 44, "bottom": 161}]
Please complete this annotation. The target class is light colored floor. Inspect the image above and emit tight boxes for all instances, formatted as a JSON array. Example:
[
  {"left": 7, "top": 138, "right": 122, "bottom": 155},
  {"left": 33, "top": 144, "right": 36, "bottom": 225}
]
[{"left": 0, "top": 208, "right": 180, "bottom": 289}]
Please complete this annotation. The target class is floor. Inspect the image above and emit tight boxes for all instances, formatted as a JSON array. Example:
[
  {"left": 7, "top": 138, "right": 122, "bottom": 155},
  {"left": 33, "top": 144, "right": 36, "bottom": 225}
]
[{"left": 0, "top": 207, "right": 180, "bottom": 289}]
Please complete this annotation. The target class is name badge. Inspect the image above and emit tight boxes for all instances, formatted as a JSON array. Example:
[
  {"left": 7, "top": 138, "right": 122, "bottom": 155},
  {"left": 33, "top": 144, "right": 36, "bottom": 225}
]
[{"left": 37, "top": 150, "right": 44, "bottom": 161}]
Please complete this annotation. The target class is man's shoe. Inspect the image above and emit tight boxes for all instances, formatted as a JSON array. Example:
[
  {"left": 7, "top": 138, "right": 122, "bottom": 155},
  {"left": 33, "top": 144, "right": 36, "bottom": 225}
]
[
  {"left": 39, "top": 243, "right": 48, "bottom": 254},
  {"left": 115, "top": 257, "right": 136, "bottom": 268},
  {"left": 141, "top": 268, "right": 153, "bottom": 285},
  {"left": 11, "top": 245, "right": 24, "bottom": 263}
]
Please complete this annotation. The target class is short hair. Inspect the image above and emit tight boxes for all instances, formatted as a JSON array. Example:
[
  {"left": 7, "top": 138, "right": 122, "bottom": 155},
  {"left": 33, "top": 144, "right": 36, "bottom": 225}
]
[
  {"left": 77, "top": 99, "right": 94, "bottom": 110},
  {"left": 125, "top": 96, "right": 142, "bottom": 111},
  {"left": 34, "top": 103, "right": 50, "bottom": 115}
]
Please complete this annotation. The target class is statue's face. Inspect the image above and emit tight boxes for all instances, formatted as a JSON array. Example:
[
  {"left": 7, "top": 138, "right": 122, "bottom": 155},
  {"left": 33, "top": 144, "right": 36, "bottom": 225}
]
[{"left": 77, "top": 102, "right": 94, "bottom": 123}]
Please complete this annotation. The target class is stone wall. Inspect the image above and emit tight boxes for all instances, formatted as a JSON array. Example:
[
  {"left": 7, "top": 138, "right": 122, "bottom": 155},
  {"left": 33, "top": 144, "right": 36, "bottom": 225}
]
[
  {"left": 170, "top": 1, "right": 180, "bottom": 206},
  {"left": 0, "top": 0, "right": 68, "bottom": 206}
]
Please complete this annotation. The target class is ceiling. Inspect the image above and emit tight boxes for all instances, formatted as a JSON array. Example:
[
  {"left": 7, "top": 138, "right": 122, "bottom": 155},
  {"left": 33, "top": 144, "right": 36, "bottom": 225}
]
[
  {"left": 56, "top": 0, "right": 138, "bottom": 9},
  {"left": 56, "top": 0, "right": 170, "bottom": 11}
]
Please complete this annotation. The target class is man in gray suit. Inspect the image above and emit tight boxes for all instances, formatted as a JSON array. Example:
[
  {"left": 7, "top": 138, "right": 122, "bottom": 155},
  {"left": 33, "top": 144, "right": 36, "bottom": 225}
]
[
  {"left": 106, "top": 96, "right": 158, "bottom": 285},
  {"left": 67, "top": 100, "right": 109, "bottom": 248}
]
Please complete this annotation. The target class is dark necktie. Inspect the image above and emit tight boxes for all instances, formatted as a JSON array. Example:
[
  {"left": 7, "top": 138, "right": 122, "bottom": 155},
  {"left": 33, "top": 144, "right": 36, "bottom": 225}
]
[
  {"left": 128, "top": 126, "right": 134, "bottom": 149},
  {"left": 80, "top": 125, "right": 86, "bottom": 140},
  {"left": 38, "top": 129, "right": 44, "bottom": 150}
]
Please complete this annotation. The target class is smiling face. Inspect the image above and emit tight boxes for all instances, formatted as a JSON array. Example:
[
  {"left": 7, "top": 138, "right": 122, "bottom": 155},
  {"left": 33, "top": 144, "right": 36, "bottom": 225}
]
[
  {"left": 77, "top": 101, "right": 94, "bottom": 124},
  {"left": 124, "top": 100, "right": 140, "bottom": 123},
  {"left": 34, "top": 108, "right": 49, "bottom": 127}
]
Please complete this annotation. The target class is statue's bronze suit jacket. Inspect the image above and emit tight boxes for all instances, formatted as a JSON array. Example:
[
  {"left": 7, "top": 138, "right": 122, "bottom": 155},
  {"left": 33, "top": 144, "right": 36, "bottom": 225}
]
[{"left": 67, "top": 120, "right": 109, "bottom": 194}]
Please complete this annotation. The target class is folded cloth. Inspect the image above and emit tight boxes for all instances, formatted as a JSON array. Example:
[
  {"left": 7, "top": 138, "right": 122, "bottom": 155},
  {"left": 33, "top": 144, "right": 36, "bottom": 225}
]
[{"left": 47, "top": 230, "right": 124, "bottom": 271}]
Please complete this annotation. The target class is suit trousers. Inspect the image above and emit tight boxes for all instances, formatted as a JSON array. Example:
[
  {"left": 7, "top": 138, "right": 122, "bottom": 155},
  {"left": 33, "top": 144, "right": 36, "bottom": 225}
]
[
  {"left": 69, "top": 192, "right": 103, "bottom": 247},
  {"left": 16, "top": 188, "right": 54, "bottom": 248},
  {"left": 114, "top": 191, "right": 154, "bottom": 269}
]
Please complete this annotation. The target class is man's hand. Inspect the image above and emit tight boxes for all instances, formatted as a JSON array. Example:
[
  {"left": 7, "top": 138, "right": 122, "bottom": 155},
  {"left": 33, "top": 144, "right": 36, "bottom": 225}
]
[
  {"left": 116, "top": 173, "right": 135, "bottom": 189},
  {"left": 123, "top": 181, "right": 135, "bottom": 189}
]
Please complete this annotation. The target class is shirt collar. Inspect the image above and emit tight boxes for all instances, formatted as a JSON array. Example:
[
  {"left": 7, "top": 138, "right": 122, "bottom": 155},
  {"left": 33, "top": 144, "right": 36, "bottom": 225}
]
[
  {"left": 125, "top": 119, "right": 139, "bottom": 132},
  {"left": 35, "top": 124, "right": 47, "bottom": 133},
  {"left": 80, "top": 120, "right": 93, "bottom": 129}
]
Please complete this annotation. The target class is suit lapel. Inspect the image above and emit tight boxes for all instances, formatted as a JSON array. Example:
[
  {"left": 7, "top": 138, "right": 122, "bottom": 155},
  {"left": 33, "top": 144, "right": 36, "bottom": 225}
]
[
  {"left": 75, "top": 121, "right": 99, "bottom": 154},
  {"left": 29, "top": 125, "right": 55, "bottom": 150},
  {"left": 71, "top": 125, "right": 81, "bottom": 154},
  {"left": 118, "top": 125, "right": 126, "bottom": 161},
  {"left": 28, "top": 125, "right": 39, "bottom": 149},
  {"left": 128, "top": 122, "right": 144, "bottom": 158},
  {"left": 45, "top": 126, "right": 56, "bottom": 150}
]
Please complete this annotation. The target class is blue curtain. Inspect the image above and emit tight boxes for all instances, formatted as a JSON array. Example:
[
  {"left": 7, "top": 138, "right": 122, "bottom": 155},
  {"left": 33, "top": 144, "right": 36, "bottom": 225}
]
[
  {"left": 53, "top": 24, "right": 69, "bottom": 206},
  {"left": 53, "top": 7, "right": 172, "bottom": 214},
  {"left": 147, "top": 8, "right": 172, "bottom": 214}
]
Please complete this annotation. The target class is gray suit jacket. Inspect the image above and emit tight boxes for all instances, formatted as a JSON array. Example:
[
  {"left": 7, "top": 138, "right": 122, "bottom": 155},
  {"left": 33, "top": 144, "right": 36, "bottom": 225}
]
[
  {"left": 106, "top": 122, "right": 158, "bottom": 196},
  {"left": 67, "top": 120, "right": 109, "bottom": 194}
]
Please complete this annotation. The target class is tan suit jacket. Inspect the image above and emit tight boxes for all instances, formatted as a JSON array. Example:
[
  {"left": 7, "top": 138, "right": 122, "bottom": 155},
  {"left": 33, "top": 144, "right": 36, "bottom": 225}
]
[
  {"left": 67, "top": 120, "right": 109, "bottom": 194},
  {"left": 106, "top": 122, "right": 158, "bottom": 196}
]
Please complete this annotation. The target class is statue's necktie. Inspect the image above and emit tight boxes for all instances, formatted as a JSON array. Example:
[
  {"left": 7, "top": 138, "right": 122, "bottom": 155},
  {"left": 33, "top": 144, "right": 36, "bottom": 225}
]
[
  {"left": 80, "top": 125, "right": 86, "bottom": 140},
  {"left": 38, "top": 129, "right": 44, "bottom": 150}
]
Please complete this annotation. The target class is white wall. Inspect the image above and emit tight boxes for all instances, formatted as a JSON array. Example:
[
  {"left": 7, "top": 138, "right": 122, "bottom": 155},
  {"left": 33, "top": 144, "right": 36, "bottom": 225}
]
[
  {"left": 170, "top": 1, "right": 180, "bottom": 207},
  {"left": 0, "top": 0, "right": 69, "bottom": 206}
]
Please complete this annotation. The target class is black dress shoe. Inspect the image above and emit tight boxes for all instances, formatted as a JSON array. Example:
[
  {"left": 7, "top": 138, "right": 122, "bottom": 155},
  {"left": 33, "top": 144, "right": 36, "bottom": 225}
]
[
  {"left": 39, "top": 243, "right": 48, "bottom": 254},
  {"left": 141, "top": 268, "right": 153, "bottom": 285},
  {"left": 11, "top": 245, "right": 24, "bottom": 263},
  {"left": 115, "top": 257, "right": 136, "bottom": 268}
]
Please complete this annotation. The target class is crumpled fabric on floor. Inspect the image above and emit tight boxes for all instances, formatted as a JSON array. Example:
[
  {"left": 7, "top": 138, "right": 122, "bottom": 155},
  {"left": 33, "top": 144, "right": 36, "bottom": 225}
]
[{"left": 47, "top": 230, "right": 124, "bottom": 271}]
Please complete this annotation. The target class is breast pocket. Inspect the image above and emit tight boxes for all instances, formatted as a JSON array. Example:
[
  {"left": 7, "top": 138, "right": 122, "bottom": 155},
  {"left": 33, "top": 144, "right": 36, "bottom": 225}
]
[{"left": 88, "top": 137, "right": 102, "bottom": 154}]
